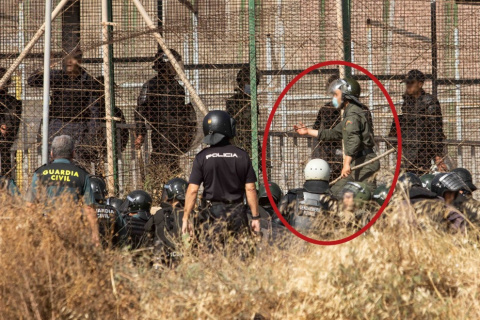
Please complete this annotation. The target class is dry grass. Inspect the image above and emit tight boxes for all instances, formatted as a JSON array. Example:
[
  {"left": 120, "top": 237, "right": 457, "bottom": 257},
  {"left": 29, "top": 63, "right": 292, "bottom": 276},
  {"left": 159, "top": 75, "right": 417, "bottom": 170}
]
[{"left": 2, "top": 193, "right": 480, "bottom": 320}]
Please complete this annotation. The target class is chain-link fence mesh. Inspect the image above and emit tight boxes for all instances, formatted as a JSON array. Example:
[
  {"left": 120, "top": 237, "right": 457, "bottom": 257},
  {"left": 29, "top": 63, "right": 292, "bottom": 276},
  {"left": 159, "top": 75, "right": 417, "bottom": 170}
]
[{"left": 0, "top": 0, "right": 479, "bottom": 198}]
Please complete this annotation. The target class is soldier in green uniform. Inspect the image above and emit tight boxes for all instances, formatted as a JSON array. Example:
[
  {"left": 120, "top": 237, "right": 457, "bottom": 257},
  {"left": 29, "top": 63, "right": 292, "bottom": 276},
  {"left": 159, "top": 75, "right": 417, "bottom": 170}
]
[{"left": 294, "top": 77, "right": 379, "bottom": 195}]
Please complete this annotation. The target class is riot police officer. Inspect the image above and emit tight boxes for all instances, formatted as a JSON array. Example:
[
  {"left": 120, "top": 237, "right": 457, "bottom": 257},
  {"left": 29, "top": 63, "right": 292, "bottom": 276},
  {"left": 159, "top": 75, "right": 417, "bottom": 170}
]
[
  {"left": 25, "top": 135, "right": 99, "bottom": 245},
  {"left": 420, "top": 173, "right": 436, "bottom": 191},
  {"left": 279, "top": 159, "right": 337, "bottom": 236},
  {"left": 373, "top": 184, "right": 389, "bottom": 206},
  {"left": 123, "top": 190, "right": 153, "bottom": 249},
  {"left": 106, "top": 197, "right": 125, "bottom": 214},
  {"left": 430, "top": 173, "right": 467, "bottom": 233},
  {"left": 90, "top": 176, "right": 126, "bottom": 248},
  {"left": 294, "top": 77, "right": 379, "bottom": 195},
  {"left": 337, "top": 181, "right": 375, "bottom": 228},
  {"left": 145, "top": 177, "right": 188, "bottom": 263},
  {"left": 256, "top": 182, "right": 288, "bottom": 243},
  {"left": 451, "top": 168, "right": 477, "bottom": 195},
  {"left": 182, "top": 110, "right": 259, "bottom": 249}
]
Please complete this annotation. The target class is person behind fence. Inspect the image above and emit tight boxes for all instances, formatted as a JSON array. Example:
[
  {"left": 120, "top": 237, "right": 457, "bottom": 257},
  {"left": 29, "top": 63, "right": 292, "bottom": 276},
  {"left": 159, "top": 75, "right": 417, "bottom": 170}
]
[
  {"left": 294, "top": 77, "right": 379, "bottom": 195},
  {"left": 122, "top": 190, "right": 153, "bottom": 249},
  {"left": 135, "top": 48, "right": 196, "bottom": 176},
  {"left": 311, "top": 74, "right": 343, "bottom": 180},
  {"left": 279, "top": 159, "right": 337, "bottom": 235},
  {"left": 27, "top": 50, "right": 101, "bottom": 164},
  {"left": 25, "top": 135, "right": 99, "bottom": 245},
  {"left": 388, "top": 69, "right": 446, "bottom": 174},
  {"left": 145, "top": 178, "right": 188, "bottom": 263},
  {"left": 89, "top": 176, "right": 127, "bottom": 248},
  {"left": 226, "top": 65, "right": 261, "bottom": 156},
  {"left": 0, "top": 67, "right": 22, "bottom": 176},
  {"left": 182, "top": 110, "right": 260, "bottom": 250}
]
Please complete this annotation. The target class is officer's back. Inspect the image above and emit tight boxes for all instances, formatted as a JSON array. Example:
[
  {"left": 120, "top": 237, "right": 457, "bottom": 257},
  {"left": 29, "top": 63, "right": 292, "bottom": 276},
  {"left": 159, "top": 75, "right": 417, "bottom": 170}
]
[
  {"left": 26, "top": 135, "right": 93, "bottom": 205},
  {"left": 122, "top": 190, "right": 153, "bottom": 249}
]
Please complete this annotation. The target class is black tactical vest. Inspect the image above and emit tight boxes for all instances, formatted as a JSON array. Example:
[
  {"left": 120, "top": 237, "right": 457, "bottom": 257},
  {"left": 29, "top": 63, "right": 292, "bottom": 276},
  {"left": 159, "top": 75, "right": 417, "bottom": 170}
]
[
  {"left": 35, "top": 161, "right": 88, "bottom": 201},
  {"left": 125, "top": 211, "right": 150, "bottom": 249},
  {"left": 95, "top": 204, "right": 126, "bottom": 247},
  {"left": 293, "top": 192, "right": 330, "bottom": 231}
]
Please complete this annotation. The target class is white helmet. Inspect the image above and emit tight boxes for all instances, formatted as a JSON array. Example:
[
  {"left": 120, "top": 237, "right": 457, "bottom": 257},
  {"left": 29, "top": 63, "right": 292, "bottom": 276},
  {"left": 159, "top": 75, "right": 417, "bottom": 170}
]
[{"left": 304, "top": 159, "right": 330, "bottom": 181}]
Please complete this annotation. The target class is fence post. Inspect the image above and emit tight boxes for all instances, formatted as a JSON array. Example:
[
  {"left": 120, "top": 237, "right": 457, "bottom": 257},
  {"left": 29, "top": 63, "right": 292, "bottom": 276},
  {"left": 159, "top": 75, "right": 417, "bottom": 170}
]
[
  {"left": 248, "top": 0, "right": 259, "bottom": 182},
  {"left": 102, "top": 0, "right": 118, "bottom": 195},
  {"left": 41, "top": 0, "right": 53, "bottom": 165}
]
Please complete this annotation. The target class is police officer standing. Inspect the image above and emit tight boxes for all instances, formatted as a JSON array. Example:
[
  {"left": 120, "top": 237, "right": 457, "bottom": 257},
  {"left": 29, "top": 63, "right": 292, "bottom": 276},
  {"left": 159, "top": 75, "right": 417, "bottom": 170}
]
[
  {"left": 182, "top": 110, "right": 260, "bottom": 249},
  {"left": 25, "top": 135, "right": 99, "bottom": 245},
  {"left": 294, "top": 77, "right": 379, "bottom": 195},
  {"left": 388, "top": 69, "right": 446, "bottom": 174}
]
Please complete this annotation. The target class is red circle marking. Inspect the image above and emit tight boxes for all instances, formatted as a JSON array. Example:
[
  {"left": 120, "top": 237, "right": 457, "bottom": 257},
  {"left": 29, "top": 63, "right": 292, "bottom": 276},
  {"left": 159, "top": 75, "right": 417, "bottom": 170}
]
[{"left": 261, "top": 60, "right": 402, "bottom": 246}]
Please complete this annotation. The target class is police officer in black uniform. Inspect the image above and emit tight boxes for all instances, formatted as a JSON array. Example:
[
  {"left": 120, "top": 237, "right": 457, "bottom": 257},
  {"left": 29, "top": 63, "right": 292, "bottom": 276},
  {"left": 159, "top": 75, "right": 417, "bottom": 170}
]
[
  {"left": 123, "top": 190, "right": 153, "bottom": 249},
  {"left": 145, "top": 177, "right": 188, "bottom": 263},
  {"left": 182, "top": 110, "right": 260, "bottom": 249},
  {"left": 279, "top": 159, "right": 337, "bottom": 236},
  {"left": 25, "top": 135, "right": 99, "bottom": 245},
  {"left": 90, "top": 176, "right": 127, "bottom": 248}
]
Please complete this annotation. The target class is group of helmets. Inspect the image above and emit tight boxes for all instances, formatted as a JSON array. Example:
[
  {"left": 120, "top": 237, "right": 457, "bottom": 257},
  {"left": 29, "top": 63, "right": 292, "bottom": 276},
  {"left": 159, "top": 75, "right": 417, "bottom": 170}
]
[
  {"left": 372, "top": 168, "right": 477, "bottom": 206},
  {"left": 89, "top": 175, "right": 189, "bottom": 215}
]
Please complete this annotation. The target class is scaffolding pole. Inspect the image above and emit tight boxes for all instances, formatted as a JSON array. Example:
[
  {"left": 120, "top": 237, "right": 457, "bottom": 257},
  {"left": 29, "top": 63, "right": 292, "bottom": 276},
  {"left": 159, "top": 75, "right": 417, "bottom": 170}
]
[
  {"left": 41, "top": 0, "right": 53, "bottom": 165},
  {"left": 102, "top": 0, "right": 118, "bottom": 195}
]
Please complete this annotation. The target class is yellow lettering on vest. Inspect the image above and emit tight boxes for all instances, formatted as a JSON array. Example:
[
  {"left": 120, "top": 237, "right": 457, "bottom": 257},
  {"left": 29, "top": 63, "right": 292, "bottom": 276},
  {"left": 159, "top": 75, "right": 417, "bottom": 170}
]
[
  {"left": 42, "top": 170, "right": 48, "bottom": 175},
  {"left": 49, "top": 169, "right": 54, "bottom": 174},
  {"left": 66, "top": 170, "right": 70, "bottom": 176},
  {"left": 54, "top": 169, "right": 60, "bottom": 175},
  {"left": 66, "top": 176, "right": 70, "bottom": 182},
  {"left": 59, "top": 176, "right": 64, "bottom": 181},
  {"left": 51, "top": 175, "right": 56, "bottom": 181},
  {"left": 61, "top": 170, "right": 65, "bottom": 175},
  {"left": 74, "top": 172, "right": 79, "bottom": 177}
]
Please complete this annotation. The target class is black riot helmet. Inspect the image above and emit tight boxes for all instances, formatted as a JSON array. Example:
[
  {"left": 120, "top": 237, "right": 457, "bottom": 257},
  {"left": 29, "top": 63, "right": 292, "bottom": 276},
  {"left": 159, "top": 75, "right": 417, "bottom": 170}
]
[
  {"left": 258, "top": 182, "right": 283, "bottom": 206},
  {"left": 106, "top": 197, "right": 124, "bottom": 212},
  {"left": 90, "top": 176, "right": 107, "bottom": 203},
  {"left": 451, "top": 168, "right": 477, "bottom": 192},
  {"left": 125, "top": 190, "right": 153, "bottom": 213},
  {"left": 431, "top": 172, "right": 470, "bottom": 198},
  {"left": 163, "top": 178, "right": 188, "bottom": 202},
  {"left": 398, "top": 172, "right": 422, "bottom": 190},
  {"left": 328, "top": 77, "right": 361, "bottom": 105},
  {"left": 202, "top": 110, "right": 236, "bottom": 145}
]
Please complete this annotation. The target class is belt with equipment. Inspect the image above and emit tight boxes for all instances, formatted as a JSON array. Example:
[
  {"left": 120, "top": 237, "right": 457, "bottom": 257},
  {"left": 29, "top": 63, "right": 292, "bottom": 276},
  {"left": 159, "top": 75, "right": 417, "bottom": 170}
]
[{"left": 207, "top": 198, "right": 244, "bottom": 206}]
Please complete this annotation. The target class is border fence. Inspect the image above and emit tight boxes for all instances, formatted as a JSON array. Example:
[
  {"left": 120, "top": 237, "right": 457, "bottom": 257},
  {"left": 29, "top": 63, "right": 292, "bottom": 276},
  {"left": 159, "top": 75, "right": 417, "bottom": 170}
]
[{"left": 0, "top": 0, "right": 479, "bottom": 198}]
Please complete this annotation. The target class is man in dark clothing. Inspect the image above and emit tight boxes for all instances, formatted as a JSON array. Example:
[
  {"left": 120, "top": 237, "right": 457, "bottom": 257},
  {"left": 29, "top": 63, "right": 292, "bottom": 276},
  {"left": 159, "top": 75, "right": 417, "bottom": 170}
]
[
  {"left": 255, "top": 182, "right": 288, "bottom": 244},
  {"left": 135, "top": 49, "right": 196, "bottom": 176},
  {"left": 0, "top": 67, "right": 22, "bottom": 176},
  {"left": 182, "top": 110, "right": 260, "bottom": 250},
  {"left": 27, "top": 50, "right": 101, "bottom": 165},
  {"left": 388, "top": 69, "right": 446, "bottom": 175},
  {"left": 226, "top": 65, "right": 261, "bottom": 155},
  {"left": 295, "top": 78, "right": 379, "bottom": 195},
  {"left": 25, "top": 135, "right": 99, "bottom": 245},
  {"left": 312, "top": 74, "right": 342, "bottom": 180}
]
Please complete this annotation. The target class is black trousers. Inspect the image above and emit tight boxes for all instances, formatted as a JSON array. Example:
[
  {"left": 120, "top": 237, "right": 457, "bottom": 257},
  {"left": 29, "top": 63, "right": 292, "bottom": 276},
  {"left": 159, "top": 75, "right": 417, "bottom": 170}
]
[{"left": 196, "top": 202, "right": 250, "bottom": 251}]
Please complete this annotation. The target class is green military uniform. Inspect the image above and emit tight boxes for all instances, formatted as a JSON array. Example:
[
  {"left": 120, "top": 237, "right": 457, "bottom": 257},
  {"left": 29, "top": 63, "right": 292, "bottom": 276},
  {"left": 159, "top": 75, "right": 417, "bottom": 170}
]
[{"left": 317, "top": 103, "right": 379, "bottom": 195}]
